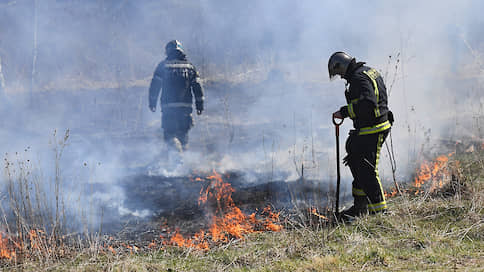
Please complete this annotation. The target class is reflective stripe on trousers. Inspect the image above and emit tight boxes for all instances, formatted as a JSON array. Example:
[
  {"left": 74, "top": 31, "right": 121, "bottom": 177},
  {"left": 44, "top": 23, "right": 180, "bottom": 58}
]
[
  {"left": 369, "top": 133, "right": 387, "bottom": 213},
  {"left": 163, "top": 102, "right": 192, "bottom": 109},
  {"left": 346, "top": 129, "right": 389, "bottom": 212}
]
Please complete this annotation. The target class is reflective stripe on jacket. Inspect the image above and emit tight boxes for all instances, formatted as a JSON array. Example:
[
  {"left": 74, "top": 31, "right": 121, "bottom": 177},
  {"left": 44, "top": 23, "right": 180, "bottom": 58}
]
[
  {"left": 340, "top": 64, "right": 391, "bottom": 135},
  {"left": 148, "top": 55, "right": 204, "bottom": 111}
]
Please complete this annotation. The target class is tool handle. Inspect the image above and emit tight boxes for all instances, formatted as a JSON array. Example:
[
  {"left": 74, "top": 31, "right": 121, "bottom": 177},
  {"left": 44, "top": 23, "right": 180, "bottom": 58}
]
[
  {"left": 333, "top": 116, "right": 343, "bottom": 137},
  {"left": 332, "top": 116, "right": 344, "bottom": 126},
  {"left": 333, "top": 115, "right": 343, "bottom": 216},
  {"left": 335, "top": 129, "right": 341, "bottom": 215}
]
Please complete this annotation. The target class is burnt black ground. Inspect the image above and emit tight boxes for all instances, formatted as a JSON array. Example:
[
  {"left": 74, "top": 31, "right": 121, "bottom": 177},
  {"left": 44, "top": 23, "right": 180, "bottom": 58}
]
[{"left": 102, "top": 171, "right": 341, "bottom": 240}]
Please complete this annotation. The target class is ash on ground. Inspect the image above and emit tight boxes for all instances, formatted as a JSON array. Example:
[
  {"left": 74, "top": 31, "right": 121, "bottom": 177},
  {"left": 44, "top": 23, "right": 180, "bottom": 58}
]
[{"left": 100, "top": 172, "right": 335, "bottom": 244}]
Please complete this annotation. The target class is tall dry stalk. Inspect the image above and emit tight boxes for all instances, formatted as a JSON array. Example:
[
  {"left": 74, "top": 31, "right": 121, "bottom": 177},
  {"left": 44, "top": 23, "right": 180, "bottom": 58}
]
[
  {"left": 0, "top": 129, "right": 76, "bottom": 263},
  {"left": 51, "top": 129, "right": 69, "bottom": 239}
]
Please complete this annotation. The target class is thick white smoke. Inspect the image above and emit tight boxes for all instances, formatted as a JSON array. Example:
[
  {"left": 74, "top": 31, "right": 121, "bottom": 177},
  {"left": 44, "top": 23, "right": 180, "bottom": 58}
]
[{"left": 0, "top": 0, "right": 483, "bottom": 228}]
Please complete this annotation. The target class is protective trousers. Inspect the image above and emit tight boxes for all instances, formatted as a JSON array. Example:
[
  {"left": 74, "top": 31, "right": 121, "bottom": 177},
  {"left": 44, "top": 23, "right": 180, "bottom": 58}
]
[
  {"left": 162, "top": 107, "right": 194, "bottom": 149},
  {"left": 345, "top": 129, "right": 389, "bottom": 213}
]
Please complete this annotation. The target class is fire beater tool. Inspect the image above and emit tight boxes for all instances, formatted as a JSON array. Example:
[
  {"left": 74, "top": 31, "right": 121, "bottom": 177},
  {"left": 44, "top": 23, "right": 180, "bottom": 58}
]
[{"left": 332, "top": 116, "right": 344, "bottom": 217}]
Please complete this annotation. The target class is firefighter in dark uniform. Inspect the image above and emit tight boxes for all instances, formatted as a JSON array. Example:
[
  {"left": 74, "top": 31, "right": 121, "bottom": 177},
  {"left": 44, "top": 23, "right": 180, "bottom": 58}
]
[
  {"left": 149, "top": 40, "right": 204, "bottom": 151},
  {"left": 329, "top": 52, "right": 393, "bottom": 218}
]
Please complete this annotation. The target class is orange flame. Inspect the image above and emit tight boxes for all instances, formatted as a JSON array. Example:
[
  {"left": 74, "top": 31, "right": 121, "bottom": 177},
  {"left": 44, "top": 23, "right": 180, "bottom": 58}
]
[
  {"left": 413, "top": 153, "right": 452, "bottom": 195},
  {"left": 384, "top": 188, "right": 398, "bottom": 198},
  {"left": 309, "top": 207, "right": 328, "bottom": 221},
  {"left": 0, "top": 234, "right": 16, "bottom": 260},
  {"left": 385, "top": 153, "right": 453, "bottom": 198},
  {"left": 108, "top": 246, "right": 116, "bottom": 254},
  {"left": 262, "top": 206, "right": 283, "bottom": 231},
  {"left": 163, "top": 170, "right": 282, "bottom": 249},
  {"left": 148, "top": 241, "right": 157, "bottom": 249},
  {"left": 121, "top": 243, "right": 139, "bottom": 253},
  {"left": 28, "top": 229, "right": 44, "bottom": 250},
  {"left": 166, "top": 230, "right": 209, "bottom": 250}
]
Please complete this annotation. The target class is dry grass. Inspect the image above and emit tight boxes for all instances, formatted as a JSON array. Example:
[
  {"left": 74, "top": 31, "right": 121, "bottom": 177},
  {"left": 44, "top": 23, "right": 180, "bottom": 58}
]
[{"left": 1, "top": 148, "right": 483, "bottom": 271}]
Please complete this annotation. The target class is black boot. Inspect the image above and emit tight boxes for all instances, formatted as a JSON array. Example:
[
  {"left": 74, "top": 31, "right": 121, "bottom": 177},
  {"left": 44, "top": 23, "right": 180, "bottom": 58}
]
[{"left": 340, "top": 196, "right": 368, "bottom": 220}]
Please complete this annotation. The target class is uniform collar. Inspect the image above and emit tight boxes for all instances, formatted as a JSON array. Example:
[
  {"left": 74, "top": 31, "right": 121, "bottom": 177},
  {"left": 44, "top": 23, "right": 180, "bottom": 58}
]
[
  {"left": 344, "top": 60, "right": 365, "bottom": 80},
  {"left": 166, "top": 50, "right": 187, "bottom": 61}
]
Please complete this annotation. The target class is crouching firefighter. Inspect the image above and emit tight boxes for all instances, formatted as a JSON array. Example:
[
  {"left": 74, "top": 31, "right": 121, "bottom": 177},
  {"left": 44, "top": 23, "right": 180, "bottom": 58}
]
[
  {"left": 148, "top": 40, "right": 204, "bottom": 151},
  {"left": 328, "top": 52, "right": 394, "bottom": 219}
]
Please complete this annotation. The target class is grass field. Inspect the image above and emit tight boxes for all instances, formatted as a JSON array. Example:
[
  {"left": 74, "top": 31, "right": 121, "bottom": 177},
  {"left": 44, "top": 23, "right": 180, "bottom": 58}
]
[{"left": 3, "top": 150, "right": 482, "bottom": 272}]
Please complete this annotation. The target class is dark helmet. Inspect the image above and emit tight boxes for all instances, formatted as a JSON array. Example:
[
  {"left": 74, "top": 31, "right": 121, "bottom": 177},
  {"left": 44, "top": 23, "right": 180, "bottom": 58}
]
[
  {"left": 165, "top": 40, "right": 184, "bottom": 55},
  {"left": 328, "top": 52, "right": 354, "bottom": 80}
]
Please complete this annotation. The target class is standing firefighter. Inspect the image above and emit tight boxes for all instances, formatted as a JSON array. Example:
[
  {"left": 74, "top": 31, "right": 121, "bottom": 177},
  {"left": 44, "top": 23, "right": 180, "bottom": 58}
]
[
  {"left": 329, "top": 52, "right": 393, "bottom": 219},
  {"left": 149, "top": 40, "right": 204, "bottom": 151}
]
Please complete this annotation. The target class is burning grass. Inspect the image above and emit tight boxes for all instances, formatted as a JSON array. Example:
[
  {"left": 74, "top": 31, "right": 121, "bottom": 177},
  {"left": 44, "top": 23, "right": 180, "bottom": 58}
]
[
  {"left": 0, "top": 170, "right": 284, "bottom": 267},
  {"left": 384, "top": 152, "right": 467, "bottom": 198},
  {"left": 0, "top": 148, "right": 482, "bottom": 271},
  {"left": 161, "top": 171, "right": 282, "bottom": 250},
  {"left": 92, "top": 150, "right": 482, "bottom": 271}
]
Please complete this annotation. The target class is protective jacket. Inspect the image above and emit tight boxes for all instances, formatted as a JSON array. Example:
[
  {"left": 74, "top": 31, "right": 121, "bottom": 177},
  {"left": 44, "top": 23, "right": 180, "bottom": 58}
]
[
  {"left": 339, "top": 61, "right": 391, "bottom": 135},
  {"left": 339, "top": 60, "right": 392, "bottom": 214},
  {"left": 149, "top": 51, "right": 204, "bottom": 112}
]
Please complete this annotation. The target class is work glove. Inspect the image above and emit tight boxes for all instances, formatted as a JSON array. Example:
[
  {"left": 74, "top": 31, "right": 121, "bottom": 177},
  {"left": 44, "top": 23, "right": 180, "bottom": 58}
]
[
  {"left": 388, "top": 111, "right": 395, "bottom": 125},
  {"left": 343, "top": 154, "right": 350, "bottom": 166},
  {"left": 332, "top": 110, "right": 344, "bottom": 120},
  {"left": 196, "top": 101, "right": 203, "bottom": 115}
]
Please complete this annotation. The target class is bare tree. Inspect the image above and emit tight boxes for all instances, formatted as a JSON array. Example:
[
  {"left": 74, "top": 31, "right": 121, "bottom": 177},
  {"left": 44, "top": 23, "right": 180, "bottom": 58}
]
[
  {"left": 0, "top": 55, "right": 5, "bottom": 97},
  {"left": 30, "top": 0, "right": 38, "bottom": 107}
]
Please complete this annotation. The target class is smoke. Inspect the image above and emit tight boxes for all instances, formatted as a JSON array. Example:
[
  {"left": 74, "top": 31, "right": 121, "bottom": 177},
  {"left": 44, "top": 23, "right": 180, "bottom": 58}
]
[{"left": 0, "top": 0, "right": 483, "bottom": 229}]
